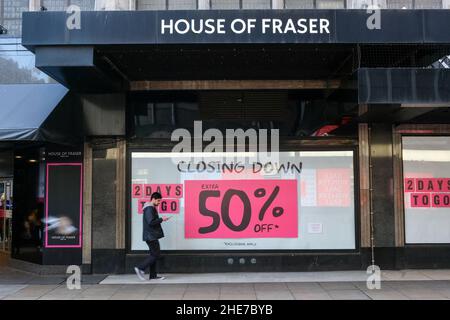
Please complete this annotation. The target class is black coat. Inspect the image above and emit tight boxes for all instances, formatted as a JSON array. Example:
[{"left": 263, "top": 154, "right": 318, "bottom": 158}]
[{"left": 142, "top": 205, "right": 164, "bottom": 241}]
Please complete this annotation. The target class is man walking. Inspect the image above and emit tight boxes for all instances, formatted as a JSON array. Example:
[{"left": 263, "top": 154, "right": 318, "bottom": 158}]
[{"left": 134, "top": 192, "right": 171, "bottom": 281}]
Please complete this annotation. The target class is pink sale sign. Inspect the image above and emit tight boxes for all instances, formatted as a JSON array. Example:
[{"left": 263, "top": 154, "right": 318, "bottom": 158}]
[{"left": 184, "top": 179, "right": 298, "bottom": 239}]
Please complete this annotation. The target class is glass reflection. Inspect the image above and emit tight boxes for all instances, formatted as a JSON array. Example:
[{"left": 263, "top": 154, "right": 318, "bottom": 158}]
[
  {"left": 12, "top": 147, "right": 46, "bottom": 264},
  {"left": 0, "top": 39, "right": 56, "bottom": 84}
]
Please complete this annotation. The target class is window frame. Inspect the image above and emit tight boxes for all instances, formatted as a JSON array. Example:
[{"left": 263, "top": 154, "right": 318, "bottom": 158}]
[{"left": 137, "top": 0, "right": 200, "bottom": 10}]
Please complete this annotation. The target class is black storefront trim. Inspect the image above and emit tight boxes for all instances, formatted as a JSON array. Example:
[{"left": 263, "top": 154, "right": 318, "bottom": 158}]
[{"left": 22, "top": 10, "right": 450, "bottom": 49}]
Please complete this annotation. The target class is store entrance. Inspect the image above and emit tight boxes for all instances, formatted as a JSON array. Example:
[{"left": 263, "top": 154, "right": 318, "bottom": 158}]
[
  {"left": 0, "top": 149, "right": 13, "bottom": 253},
  {"left": 0, "top": 179, "right": 13, "bottom": 252}
]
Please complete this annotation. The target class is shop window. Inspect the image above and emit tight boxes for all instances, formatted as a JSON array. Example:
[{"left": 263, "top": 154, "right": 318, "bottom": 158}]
[
  {"left": 70, "top": 0, "right": 95, "bottom": 10},
  {"left": 242, "top": 0, "right": 272, "bottom": 9},
  {"left": 316, "top": 0, "right": 346, "bottom": 8},
  {"left": 0, "top": 41, "right": 56, "bottom": 84},
  {"left": 347, "top": 0, "right": 387, "bottom": 8},
  {"left": 42, "top": 0, "right": 67, "bottom": 11},
  {"left": 402, "top": 136, "right": 450, "bottom": 244},
  {"left": 131, "top": 150, "right": 356, "bottom": 251},
  {"left": 0, "top": 0, "right": 29, "bottom": 37},
  {"left": 137, "top": 0, "right": 198, "bottom": 9},
  {"left": 137, "top": 0, "right": 167, "bottom": 10},
  {"left": 415, "top": 0, "right": 442, "bottom": 8},
  {"left": 168, "top": 0, "right": 197, "bottom": 9},
  {"left": 210, "top": 0, "right": 241, "bottom": 9},
  {"left": 11, "top": 147, "right": 46, "bottom": 264},
  {"left": 284, "top": 0, "right": 315, "bottom": 8},
  {"left": 387, "top": 0, "right": 413, "bottom": 8},
  {"left": 42, "top": 0, "right": 95, "bottom": 11}
]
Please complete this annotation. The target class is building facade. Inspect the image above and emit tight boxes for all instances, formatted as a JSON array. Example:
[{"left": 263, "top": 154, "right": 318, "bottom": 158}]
[{"left": 1, "top": 0, "right": 450, "bottom": 274}]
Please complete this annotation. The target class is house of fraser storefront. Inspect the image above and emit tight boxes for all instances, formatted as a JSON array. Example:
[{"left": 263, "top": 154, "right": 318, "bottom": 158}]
[{"left": 5, "top": 7, "right": 450, "bottom": 273}]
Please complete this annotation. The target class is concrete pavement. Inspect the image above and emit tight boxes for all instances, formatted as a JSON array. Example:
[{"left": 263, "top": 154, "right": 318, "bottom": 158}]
[{"left": 2, "top": 264, "right": 450, "bottom": 300}]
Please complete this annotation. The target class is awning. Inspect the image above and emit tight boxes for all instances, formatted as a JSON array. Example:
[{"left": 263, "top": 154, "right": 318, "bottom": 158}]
[{"left": 0, "top": 83, "right": 77, "bottom": 143}]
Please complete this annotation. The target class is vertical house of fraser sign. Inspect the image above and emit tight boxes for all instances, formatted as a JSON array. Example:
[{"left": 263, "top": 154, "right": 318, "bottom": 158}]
[{"left": 45, "top": 148, "right": 83, "bottom": 248}]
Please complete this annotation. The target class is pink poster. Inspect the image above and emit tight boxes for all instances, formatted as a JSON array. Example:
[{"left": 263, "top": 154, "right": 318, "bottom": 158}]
[
  {"left": 410, "top": 193, "right": 432, "bottom": 208},
  {"left": 132, "top": 184, "right": 183, "bottom": 198},
  {"left": 404, "top": 178, "right": 415, "bottom": 193},
  {"left": 415, "top": 178, "right": 450, "bottom": 192},
  {"left": 403, "top": 173, "right": 434, "bottom": 209},
  {"left": 406, "top": 176, "right": 450, "bottom": 209},
  {"left": 137, "top": 198, "right": 149, "bottom": 214},
  {"left": 137, "top": 198, "right": 180, "bottom": 214},
  {"left": 132, "top": 184, "right": 143, "bottom": 198},
  {"left": 160, "top": 199, "right": 180, "bottom": 214},
  {"left": 316, "top": 168, "right": 352, "bottom": 207},
  {"left": 185, "top": 179, "right": 298, "bottom": 239},
  {"left": 143, "top": 184, "right": 183, "bottom": 198},
  {"left": 431, "top": 193, "right": 450, "bottom": 208}
]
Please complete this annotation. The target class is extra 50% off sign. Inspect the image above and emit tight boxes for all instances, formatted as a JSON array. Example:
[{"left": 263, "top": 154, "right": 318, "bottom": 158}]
[{"left": 184, "top": 179, "right": 298, "bottom": 238}]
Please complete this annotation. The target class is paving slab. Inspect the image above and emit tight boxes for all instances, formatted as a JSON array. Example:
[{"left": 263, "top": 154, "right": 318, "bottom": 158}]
[
  {"left": 110, "top": 293, "right": 149, "bottom": 300},
  {"left": 319, "top": 282, "right": 358, "bottom": 291},
  {"left": 381, "top": 270, "right": 433, "bottom": 281},
  {"left": 146, "top": 293, "right": 185, "bottom": 300},
  {"left": 256, "top": 291, "right": 294, "bottom": 300},
  {"left": 418, "top": 271, "right": 450, "bottom": 282},
  {"left": 220, "top": 283, "right": 255, "bottom": 294},
  {"left": 363, "top": 290, "right": 410, "bottom": 300},
  {"left": 2, "top": 284, "right": 59, "bottom": 299},
  {"left": 219, "top": 293, "right": 258, "bottom": 300},
  {"left": 26, "top": 277, "right": 66, "bottom": 285},
  {"left": 0, "top": 285, "right": 28, "bottom": 299},
  {"left": 327, "top": 289, "right": 371, "bottom": 300},
  {"left": 101, "top": 270, "right": 450, "bottom": 285},
  {"left": 292, "top": 292, "right": 332, "bottom": 300}
]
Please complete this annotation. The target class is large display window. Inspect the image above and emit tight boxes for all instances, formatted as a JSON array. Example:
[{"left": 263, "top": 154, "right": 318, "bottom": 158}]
[
  {"left": 130, "top": 150, "right": 356, "bottom": 251},
  {"left": 403, "top": 136, "right": 450, "bottom": 244}
]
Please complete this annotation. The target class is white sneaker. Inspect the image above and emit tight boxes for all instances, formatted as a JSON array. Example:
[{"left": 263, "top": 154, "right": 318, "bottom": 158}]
[{"left": 134, "top": 267, "right": 146, "bottom": 281}]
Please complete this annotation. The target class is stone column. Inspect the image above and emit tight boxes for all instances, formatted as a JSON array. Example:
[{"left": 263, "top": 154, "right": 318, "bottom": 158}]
[
  {"left": 272, "top": 0, "right": 284, "bottom": 9},
  {"left": 29, "top": 0, "right": 41, "bottom": 11},
  {"left": 370, "top": 121, "right": 395, "bottom": 248},
  {"left": 198, "top": 0, "right": 210, "bottom": 9}
]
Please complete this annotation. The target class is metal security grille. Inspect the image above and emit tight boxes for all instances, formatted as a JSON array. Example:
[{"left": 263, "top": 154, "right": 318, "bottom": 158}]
[
  {"left": 358, "top": 44, "right": 450, "bottom": 68},
  {"left": 199, "top": 91, "right": 287, "bottom": 120}
]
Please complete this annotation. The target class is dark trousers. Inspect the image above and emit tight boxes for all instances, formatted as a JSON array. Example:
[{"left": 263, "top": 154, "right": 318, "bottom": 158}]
[{"left": 138, "top": 240, "right": 160, "bottom": 278}]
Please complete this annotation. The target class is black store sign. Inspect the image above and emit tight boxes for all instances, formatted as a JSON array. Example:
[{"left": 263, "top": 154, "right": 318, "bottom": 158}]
[{"left": 22, "top": 10, "right": 450, "bottom": 46}]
